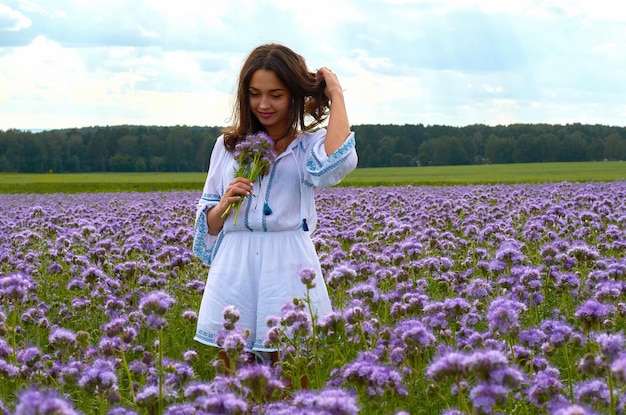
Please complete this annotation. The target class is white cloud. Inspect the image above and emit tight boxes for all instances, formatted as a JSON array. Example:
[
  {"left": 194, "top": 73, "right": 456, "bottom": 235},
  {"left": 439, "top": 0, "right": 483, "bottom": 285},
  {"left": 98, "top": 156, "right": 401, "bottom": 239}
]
[{"left": 0, "top": 3, "right": 31, "bottom": 30}]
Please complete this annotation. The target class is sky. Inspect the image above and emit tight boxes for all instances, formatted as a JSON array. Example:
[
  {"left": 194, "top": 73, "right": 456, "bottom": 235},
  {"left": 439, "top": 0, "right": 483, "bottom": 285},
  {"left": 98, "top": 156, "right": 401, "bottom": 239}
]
[{"left": 1, "top": 0, "right": 625, "bottom": 131}]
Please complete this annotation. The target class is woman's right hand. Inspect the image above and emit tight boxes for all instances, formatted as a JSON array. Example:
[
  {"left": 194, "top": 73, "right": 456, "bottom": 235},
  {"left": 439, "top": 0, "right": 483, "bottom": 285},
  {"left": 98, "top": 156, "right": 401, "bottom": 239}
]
[
  {"left": 220, "top": 177, "right": 254, "bottom": 211},
  {"left": 207, "top": 177, "right": 253, "bottom": 234}
]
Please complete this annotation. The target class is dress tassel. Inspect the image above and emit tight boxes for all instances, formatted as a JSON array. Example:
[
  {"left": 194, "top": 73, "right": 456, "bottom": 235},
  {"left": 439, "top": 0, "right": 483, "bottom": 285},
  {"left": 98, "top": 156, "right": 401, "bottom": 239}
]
[
  {"left": 263, "top": 202, "right": 272, "bottom": 216},
  {"left": 302, "top": 218, "right": 309, "bottom": 231}
]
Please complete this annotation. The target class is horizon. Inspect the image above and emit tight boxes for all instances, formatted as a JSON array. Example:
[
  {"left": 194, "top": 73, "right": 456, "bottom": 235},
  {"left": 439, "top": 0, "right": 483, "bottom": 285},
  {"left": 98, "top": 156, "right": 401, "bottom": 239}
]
[{"left": 8, "top": 120, "right": 626, "bottom": 135}]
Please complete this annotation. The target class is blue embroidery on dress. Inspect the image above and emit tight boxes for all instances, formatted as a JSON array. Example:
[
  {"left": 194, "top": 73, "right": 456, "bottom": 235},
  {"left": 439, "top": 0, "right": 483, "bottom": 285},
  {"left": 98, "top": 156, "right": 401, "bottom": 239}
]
[
  {"left": 195, "top": 330, "right": 277, "bottom": 351},
  {"left": 244, "top": 195, "right": 253, "bottom": 231},
  {"left": 193, "top": 209, "right": 213, "bottom": 265},
  {"left": 327, "top": 134, "right": 356, "bottom": 164},
  {"left": 192, "top": 215, "right": 210, "bottom": 263},
  {"left": 212, "top": 231, "right": 225, "bottom": 261},
  {"left": 306, "top": 134, "right": 356, "bottom": 177},
  {"left": 201, "top": 192, "right": 221, "bottom": 203},
  {"left": 194, "top": 329, "right": 218, "bottom": 346},
  {"left": 252, "top": 338, "right": 278, "bottom": 351},
  {"left": 262, "top": 159, "right": 281, "bottom": 232},
  {"left": 303, "top": 179, "right": 314, "bottom": 188},
  {"left": 193, "top": 204, "right": 225, "bottom": 266},
  {"left": 311, "top": 151, "right": 323, "bottom": 169}
]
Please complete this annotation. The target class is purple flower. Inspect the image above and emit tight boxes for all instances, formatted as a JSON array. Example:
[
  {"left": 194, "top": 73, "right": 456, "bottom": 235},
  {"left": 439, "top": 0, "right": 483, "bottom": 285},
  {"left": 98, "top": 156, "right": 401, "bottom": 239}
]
[
  {"left": 183, "top": 350, "right": 198, "bottom": 364},
  {"left": 339, "top": 351, "right": 407, "bottom": 397},
  {"left": 518, "top": 328, "right": 547, "bottom": 349},
  {"left": 344, "top": 305, "right": 365, "bottom": 325},
  {"left": 540, "top": 319, "right": 576, "bottom": 348},
  {"left": 162, "top": 359, "right": 195, "bottom": 388},
  {"left": 298, "top": 266, "right": 317, "bottom": 289},
  {"left": 224, "top": 132, "right": 276, "bottom": 225},
  {"left": 135, "top": 385, "right": 159, "bottom": 408},
  {"left": 237, "top": 364, "right": 284, "bottom": 400},
  {"left": 139, "top": 290, "right": 175, "bottom": 330},
  {"left": 326, "top": 264, "right": 358, "bottom": 288},
  {"left": 495, "top": 240, "right": 526, "bottom": 265},
  {"left": 574, "top": 379, "right": 610, "bottom": 407},
  {"left": 426, "top": 351, "right": 469, "bottom": 382},
  {"left": 574, "top": 299, "right": 615, "bottom": 330},
  {"left": 81, "top": 266, "right": 108, "bottom": 283},
  {"left": 486, "top": 297, "right": 526, "bottom": 335},
  {"left": 182, "top": 310, "right": 197, "bottom": 324},
  {"left": 526, "top": 367, "right": 564, "bottom": 407},
  {"left": 347, "top": 280, "right": 380, "bottom": 304},
  {"left": 16, "top": 347, "right": 42, "bottom": 368},
  {"left": 109, "top": 407, "right": 138, "bottom": 415},
  {"left": 291, "top": 388, "right": 359, "bottom": 414},
  {"left": 217, "top": 330, "right": 248, "bottom": 359},
  {"left": 49, "top": 327, "right": 77, "bottom": 350},
  {"left": 0, "top": 358, "right": 19, "bottom": 378},
  {"left": 551, "top": 403, "right": 599, "bottom": 415},
  {"left": 163, "top": 404, "right": 195, "bottom": 415},
  {"left": 222, "top": 305, "right": 240, "bottom": 330},
  {"left": 139, "top": 290, "right": 175, "bottom": 316},
  {"left": 14, "top": 387, "right": 80, "bottom": 415},
  {"left": 102, "top": 317, "right": 128, "bottom": 337},
  {"left": 466, "top": 350, "right": 509, "bottom": 379},
  {"left": 78, "top": 358, "right": 118, "bottom": 394},
  {"left": 279, "top": 302, "right": 312, "bottom": 338},
  {"left": 594, "top": 332, "right": 624, "bottom": 362},
  {"left": 567, "top": 243, "right": 599, "bottom": 262},
  {"left": 387, "top": 318, "right": 436, "bottom": 363},
  {"left": 317, "top": 311, "right": 345, "bottom": 337},
  {"left": 469, "top": 383, "right": 508, "bottom": 414},
  {"left": 463, "top": 278, "right": 493, "bottom": 299},
  {"left": 0, "top": 272, "right": 35, "bottom": 303},
  {"left": 194, "top": 392, "right": 248, "bottom": 413}
]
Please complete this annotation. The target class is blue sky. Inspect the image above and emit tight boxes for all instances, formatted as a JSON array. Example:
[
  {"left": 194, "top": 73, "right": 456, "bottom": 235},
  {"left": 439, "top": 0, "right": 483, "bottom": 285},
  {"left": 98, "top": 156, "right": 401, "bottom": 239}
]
[{"left": 1, "top": 0, "right": 625, "bottom": 130}]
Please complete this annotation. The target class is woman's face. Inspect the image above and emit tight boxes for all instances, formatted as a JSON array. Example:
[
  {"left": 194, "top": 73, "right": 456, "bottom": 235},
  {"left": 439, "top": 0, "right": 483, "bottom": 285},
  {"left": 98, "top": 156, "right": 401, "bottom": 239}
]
[{"left": 248, "top": 69, "right": 291, "bottom": 139}]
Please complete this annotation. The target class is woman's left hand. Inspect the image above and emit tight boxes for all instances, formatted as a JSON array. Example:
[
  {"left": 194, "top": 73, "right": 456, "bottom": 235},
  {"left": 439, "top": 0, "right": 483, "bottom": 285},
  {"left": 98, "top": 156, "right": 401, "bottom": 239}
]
[{"left": 317, "top": 67, "right": 343, "bottom": 100}]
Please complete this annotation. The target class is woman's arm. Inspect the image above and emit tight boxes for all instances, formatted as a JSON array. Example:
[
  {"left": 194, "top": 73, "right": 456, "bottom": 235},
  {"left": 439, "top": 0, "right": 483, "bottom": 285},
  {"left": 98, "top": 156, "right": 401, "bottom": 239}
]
[{"left": 318, "top": 67, "right": 351, "bottom": 156}]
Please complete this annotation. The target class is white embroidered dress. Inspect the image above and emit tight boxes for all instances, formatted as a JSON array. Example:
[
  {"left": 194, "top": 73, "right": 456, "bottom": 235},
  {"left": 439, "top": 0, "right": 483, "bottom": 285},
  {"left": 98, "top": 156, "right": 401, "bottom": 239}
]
[{"left": 193, "top": 129, "right": 357, "bottom": 351}]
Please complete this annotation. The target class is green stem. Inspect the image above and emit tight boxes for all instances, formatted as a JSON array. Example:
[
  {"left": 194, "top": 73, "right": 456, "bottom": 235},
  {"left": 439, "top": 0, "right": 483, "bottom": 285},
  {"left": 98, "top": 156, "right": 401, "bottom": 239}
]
[
  {"left": 608, "top": 369, "right": 615, "bottom": 415},
  {"left": 119, "top": 333, "right": 137, "bottom": 407},
  {"left": 158, "top": 329, "right": 164, "bottom": 415},
  {"left": 562, "top": 347, "right": 574, "bottom": 400},
  {"left": 99, "top": 393, "right": 106, "bottom": 415},
  {"left": 456, "top": 380, "right": 472, "bottom": 414},
  {"left": 233, "top": 203, "right": 241, "bottom": 226},
  {"left": 305, "top": 289, "right": 321, "bottom": 388},
  {"left": 9, "top": 308, "right": 19, "bottom": 365}
]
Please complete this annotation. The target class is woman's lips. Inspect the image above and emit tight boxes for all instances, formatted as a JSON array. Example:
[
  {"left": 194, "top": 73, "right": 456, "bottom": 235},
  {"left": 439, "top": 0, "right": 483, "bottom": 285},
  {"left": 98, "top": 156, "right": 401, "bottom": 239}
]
[{"left": 258, "top": 112, "right": 274, "bottom": 119}]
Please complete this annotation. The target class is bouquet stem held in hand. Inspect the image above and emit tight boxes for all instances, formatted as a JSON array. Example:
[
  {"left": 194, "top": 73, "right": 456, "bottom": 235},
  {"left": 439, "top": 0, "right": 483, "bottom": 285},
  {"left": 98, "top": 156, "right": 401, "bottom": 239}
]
[{"left": 221, "top": 132, "right": 276, "bottom": 225}]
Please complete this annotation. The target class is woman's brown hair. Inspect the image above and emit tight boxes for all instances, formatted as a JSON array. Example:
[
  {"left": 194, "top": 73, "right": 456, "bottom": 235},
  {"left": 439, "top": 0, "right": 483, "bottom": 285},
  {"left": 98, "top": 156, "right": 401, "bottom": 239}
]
[{"left": 224, "top": 44, "right": 329, "bottom": 151}]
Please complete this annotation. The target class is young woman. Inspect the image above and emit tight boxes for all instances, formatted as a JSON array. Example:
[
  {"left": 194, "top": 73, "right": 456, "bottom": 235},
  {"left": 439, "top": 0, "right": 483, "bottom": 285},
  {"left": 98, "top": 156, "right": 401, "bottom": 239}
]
[{"left": 192, "top": 43, "right": 357, "bottom": 364}]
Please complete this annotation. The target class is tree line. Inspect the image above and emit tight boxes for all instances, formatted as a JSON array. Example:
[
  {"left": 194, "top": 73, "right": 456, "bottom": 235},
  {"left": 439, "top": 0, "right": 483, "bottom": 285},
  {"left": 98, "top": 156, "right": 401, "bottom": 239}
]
[{"left": 0, "top": 123, "right": 624, "bottom": 173}]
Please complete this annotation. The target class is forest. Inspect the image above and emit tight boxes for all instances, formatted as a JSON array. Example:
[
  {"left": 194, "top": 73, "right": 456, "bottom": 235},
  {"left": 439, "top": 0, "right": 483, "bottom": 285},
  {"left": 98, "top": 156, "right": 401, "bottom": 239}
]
[{"left": 0, "top": 123, "right": 624, "bottom": 173}]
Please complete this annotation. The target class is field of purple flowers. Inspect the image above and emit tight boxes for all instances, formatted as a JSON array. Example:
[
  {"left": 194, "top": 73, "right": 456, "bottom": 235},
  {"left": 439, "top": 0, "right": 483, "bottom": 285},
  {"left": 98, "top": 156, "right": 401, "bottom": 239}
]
[{"left": 1, "top": 181, "right": 626, "bottom": 414}]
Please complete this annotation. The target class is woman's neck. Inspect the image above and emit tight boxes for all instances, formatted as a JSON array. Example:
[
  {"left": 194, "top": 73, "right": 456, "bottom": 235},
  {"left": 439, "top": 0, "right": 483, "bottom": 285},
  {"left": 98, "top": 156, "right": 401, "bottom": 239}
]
[{"left": 273, "top": 129, "right": 299, "bottom": 154}]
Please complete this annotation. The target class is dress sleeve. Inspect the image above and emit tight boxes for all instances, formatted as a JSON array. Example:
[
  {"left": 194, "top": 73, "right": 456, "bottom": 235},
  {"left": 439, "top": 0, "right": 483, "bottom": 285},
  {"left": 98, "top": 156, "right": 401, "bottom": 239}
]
[
  {"left": 192, "top": 136, "right": 227, "bottom": 266},
  {"left": 305, "top": 131, "right": 357, "bottom": 188}
]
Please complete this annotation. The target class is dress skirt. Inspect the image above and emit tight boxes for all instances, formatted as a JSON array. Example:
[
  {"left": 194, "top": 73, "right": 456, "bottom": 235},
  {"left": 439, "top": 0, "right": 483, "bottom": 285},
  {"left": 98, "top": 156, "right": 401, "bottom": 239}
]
[{"left": 194, "top": 229, "right": 332, "bottom": 352}]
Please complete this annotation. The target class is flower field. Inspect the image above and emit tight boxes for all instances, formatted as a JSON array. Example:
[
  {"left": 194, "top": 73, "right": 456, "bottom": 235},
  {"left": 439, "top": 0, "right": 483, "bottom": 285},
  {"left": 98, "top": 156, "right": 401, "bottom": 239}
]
[{"left": 1, "top": 181, "right": 625, "bottom": 414}]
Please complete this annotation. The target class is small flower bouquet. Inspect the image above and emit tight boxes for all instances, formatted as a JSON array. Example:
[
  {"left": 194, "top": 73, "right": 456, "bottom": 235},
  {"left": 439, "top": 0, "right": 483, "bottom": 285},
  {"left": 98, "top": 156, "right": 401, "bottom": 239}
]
[{"left": 222, "top": 132, "right": 276, "bottom": 225}]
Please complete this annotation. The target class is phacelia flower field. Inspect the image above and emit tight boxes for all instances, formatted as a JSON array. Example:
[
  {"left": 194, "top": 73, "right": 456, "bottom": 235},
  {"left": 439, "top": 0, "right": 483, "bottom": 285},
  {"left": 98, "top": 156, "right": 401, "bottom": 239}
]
[{"left": 1, "top": 182, "right": 626, "bottom": 414}]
